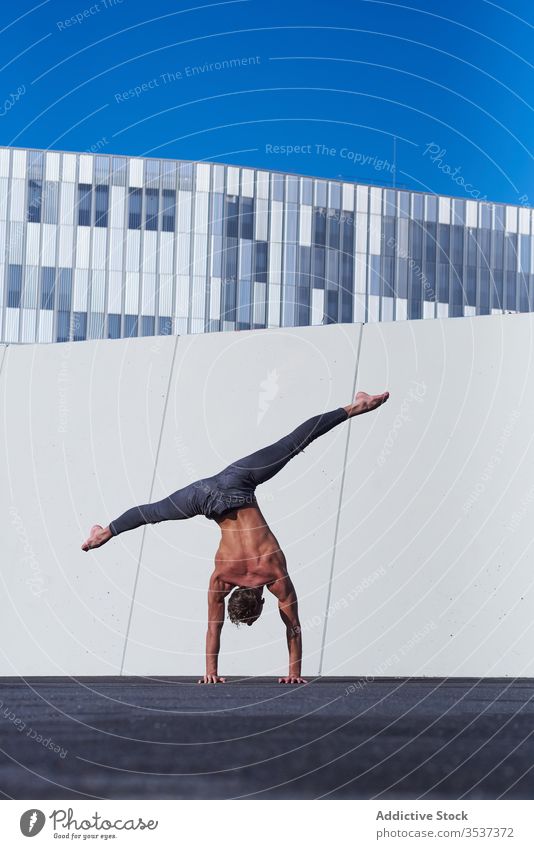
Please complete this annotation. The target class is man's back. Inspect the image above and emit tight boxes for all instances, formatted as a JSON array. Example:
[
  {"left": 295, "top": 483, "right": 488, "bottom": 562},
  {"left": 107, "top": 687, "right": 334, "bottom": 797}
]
[{"left": 213, "top": 504, "right": 287, "bottom": 589}]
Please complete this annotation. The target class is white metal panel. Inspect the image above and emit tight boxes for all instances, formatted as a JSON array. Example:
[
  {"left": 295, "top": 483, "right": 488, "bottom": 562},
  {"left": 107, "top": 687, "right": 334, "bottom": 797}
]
[
  {"left": 107, "top": 270, "right": 122, "bottom": 312},
  {"left": 241, "top": 168, "right": 254, "bottom": 197},
  {"left": 176, "top": 233, "right": 190, "bottom": 274},
  {"left": 256, "top": 171, "right": 269, "bottom": 199},
  {"left": 369, "top": 214, "right": 381, "bottom": 255},
  {"left": 311, "top": 288, "right": 324, "bottom": 325},
  {"left": 0, "top": 177, "right": 8, "bottom": 219},
  {"left": 368, "top": 293, "right": 380, "bottom": 321},
  {"left": 269, "top": 241, "right": 281, "bottom": 285},
  {"left": 128, "top": 158, "right": 144, "bottom": 187},
  {"left": 0, "top": 147, "right": 9, "bottom": 177},
  {"left": 126, "top": 229, "right": 140, "bottom": 271},
  {"left": 159, "top": 273, "right": 173, "bottom": 314},
  {"left": 59, "top": 181, "right": 75, "bottom": 225},
  {"left": 62, "top": 153, "right": 77, "bottom": 182},
  {"left": 438, "top": 196, "right": 450, "bottom": 224},
  {"left": 142, "top": 230, "right": 157, "bottom": 273},
  {"left": 270, "top": 200, "right": 283, "bottom": 243},
  {"left": 356, "top": 213, "right": 368, "bottom": 254},
  {"left": 41, "top": 223, "right": 57, "bottom": 265},
  {"left": 109, "top": 229, "right": 124, "bottom": 271},
  {"left": 159, "top": 231, "right": 174, "bottom": 273},
  {"left": 73, "top": 269, "right": 89, "bottom": 311},
  {"left": 9, "top": 178, "right": 25, "bottom": 221},
  {"left": 8, "top": 222, "right": 24, "bottom": 262},
  {"left": 177, "top": 192, "right": 192, "bottom": 232},
  {"left": 37, "top": 309, "right": 53, "bottom": 342},
  {"left": 141, "top": 272, "right": 156, "bottom": 314},
  {"left": 175, "top": 275, "right": 190, "bottom": 315},
  {"left": 226, "top": 166, "right": 239, "bottom": 195},
  {"left": 58, "top": 225, "right": 73, "bottom": 266},
  {"left": 78, "top": 154, "right": 93, "bottom": 183},
  {"left": 45, "top": 152, "right": 60, "bottom": 181},
  {"left": 25, "top": 223, "right": 40, "bottom": 265},
  {"left": 194, "top": 191, "right": 209, "bottom": 233},
  {"left": 75, "top": 226, "right": 90, "bottom": 268},
  {"left": 20, "top": 308, "right": 36, "bottom": 343},
  {"left": 342, "top": 183, "right": 355, "bottom": 211},
  {"left": 4, "top": 307, "right": 19, "bottom": 341},
  {"left": 90, "top": 270, "right": 106, "bottom": 311},
  {"left": 466, "top": 200, "right": 478, "bottom": 227},
  {"left": 91, "top": 227, "right": 107, "bottom": 270},
  {"left": 196, "top": 163, "right": 210, "bottom": 192},
  {"left": 124, "top": 272, "right": 139, "bottom": 312},
  {"left": 11, "top": 149, "right": 26, "bottom": 178},
  {"left": 209, "top": 276, "right": 221, "bottom": 320},
  {"left": 505, "top": 205, "right": 518, "bottom": 233},
  {"left": 110, "top": 185, "right": 125, "bottom": 229}
]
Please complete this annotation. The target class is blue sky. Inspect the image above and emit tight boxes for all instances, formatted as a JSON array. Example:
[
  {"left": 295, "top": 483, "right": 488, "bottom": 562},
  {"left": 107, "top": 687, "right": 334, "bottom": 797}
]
[{"left": 0, "top": 0, "right": 532, "bottom": 205}]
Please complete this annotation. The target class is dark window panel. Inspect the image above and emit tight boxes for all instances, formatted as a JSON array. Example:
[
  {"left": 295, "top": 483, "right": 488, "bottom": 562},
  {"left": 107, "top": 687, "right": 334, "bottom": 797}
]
[
  {"left": 341, "top": 253, "right": 353, "bottom": 287},
  {"left": 108, "top": 314, "right": 121, "bottom": 339},
  {"left": 57, "top": 268, "right": 72, "bottom": 311},
  {"left": 423, "top": 264, "right": 436, "bottom": 301},
  {"left": 94, "top": 184, "right": 109, "bottom": 227},
  {"left": 505, "top": 272, "right": 516, "bottom": 309},
  {"left": 493, "top": 231, "right": 504, "bottom": 268},
  {"left": 381, "top": 255, "right": 395, "bottom": 297},
  {"left": 222, "top": 280, "right": 236, "bottom": 321},
  {"left": 424, "top": 221, "right": 437, "bottom": 263},
  {"left": 158, "top": 316, "right": 173, "bottom": 335},
  {"left": 341, "top": 286, "right": 353, "bottom": 323},
  {"left": 480, "top": 270, "right": 490, "bottom": 310},
  {"left": 466, "top": 228, "right": 477, "bottom": 266},
  {"left": 410, "top": 221, "right": 423, "bottom": 259},
  {"left": 492, "top": 270, "right": 503, "bottom": 309},
  {"left": 225, "top": 196, "right": 239, "bottom": 238},
  {"left": 27, "top": 179, "right": 42, "bottom": 223},
  {"left": 519, "top": 275, "right": 529, "bottom": 312},
  {"left": 128, "top": 188, "right": 142, "bottom": 229},
  {"left": 383, "top": 216, "right": 396, "bottom": 256},
  {"left": 438, "top": 264, "right": 449, "bottom": 303},
  {"left": 408, "top": 266, "right": 422, "bottom": 300},
  {"left": 451, "top": 225, "right": 464, "bottom": 265},
  {"left": 145, "top": 187, "right": 159, "bottom": 231},
  {"left": 40, "top": 267, "right": 55, "bottom": 310},
  {"left": 466, "top": 267, "right": 476, "bottom": 306},
  {"left": 397, "top": 258, "right": 408, "bottom": 298},
  {"left": 161, "top": 189, "right": 175, "bottom": 232},
  {"left": 124, "top": 315, "right": 138, "bottom": 337},
  {"left": 7, "top": 264, "right": 22, "bottom": 308},
  {"left": 505, "top": 233, "right": 518, "bottom": 272},
  {"left": 313, "top": 208, "right": 326, "bottom": 245},
  {"left": 370, "top": 256, "right": 381, "bottom": 296},
  {"left": 56, "top": 310, "right": 70, "bottom": 343},
  {"left": 255, "top": 241, "right": 268, "bottom": 282},
  {"left": 324, "top": 290, "right": 338, "bottom": 323},
  {"left": 224, "top": 238, "right": 238, "bottom": 281},
  {"left": 409, "top": 300, "right": 422, "bottom": 319},
  {"left": 77, "top": 184, "right": 92, "bottom": 226},
  {"left": 312, "top": 246, "right": 325, "bottom": 288},
  {"left": 240, "top": 197, "right": 254, "bottom": 240},
  {"left": 342, "top": 215, "right": 354, "bottom": 254},
  {"left": 478, "top": 228, "right": 491, "bottom": 268},
  {"left": 451, "top": 267, "right": 464, "bottom": 305},
  {"left": 437, "top": 224, "right": 450, "bottom": 264},
  {"left": 73, "top": 311, "right": 87, "bottom": 341},
  {"left": 141, "top": 315, "right": 155, "bottom": 336},
  {"left": 237, "top": 279, "right": 252, "bottom": 325},
  {"left": 327, "top": 209, "right": 340, "bottom": 248}
]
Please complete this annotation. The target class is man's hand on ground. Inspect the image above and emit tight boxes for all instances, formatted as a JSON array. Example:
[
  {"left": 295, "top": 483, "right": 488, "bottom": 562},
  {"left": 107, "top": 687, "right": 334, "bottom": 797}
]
[
  {"left": 278, "top": 676, "right": 308, "bottom": 684},
  {"left": 198, "top": 674, "right": 226, "bottom": 684}
]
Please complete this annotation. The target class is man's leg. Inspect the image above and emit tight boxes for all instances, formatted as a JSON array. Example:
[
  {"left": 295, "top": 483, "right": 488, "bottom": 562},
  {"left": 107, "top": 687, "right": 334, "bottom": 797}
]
[
  {"left": 226, "top": 391, "right": 389, "bottom": 489},
  {"left": 81, "top": 482, "right": 201, "bottom": 550}
]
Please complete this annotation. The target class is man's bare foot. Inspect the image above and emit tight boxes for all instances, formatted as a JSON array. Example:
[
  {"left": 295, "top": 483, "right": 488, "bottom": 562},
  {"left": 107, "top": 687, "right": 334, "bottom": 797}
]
[
  {"left": 81, "top": 524, "right": 112, "bottom": 551},
  {"left": 345, "top": 390, "right": 390, "bottom": 417}
]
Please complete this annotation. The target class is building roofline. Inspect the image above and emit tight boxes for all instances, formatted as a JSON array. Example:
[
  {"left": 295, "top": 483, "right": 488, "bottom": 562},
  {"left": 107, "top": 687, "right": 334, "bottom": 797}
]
[{"left": 1, "top": 143, "right": 531, "bottom": 212}]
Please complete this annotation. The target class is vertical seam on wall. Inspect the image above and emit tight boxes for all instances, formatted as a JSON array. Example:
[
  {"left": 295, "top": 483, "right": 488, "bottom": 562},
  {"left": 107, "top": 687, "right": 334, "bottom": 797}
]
[
  {"left": 119, "top": 334, "right": 180, "bottom": 675},
  {"left": 0, "top": 344, "right": 8, "bottom": 379},
  {"left": 318, "top": 323, "right": 364, "bottom": 676}
]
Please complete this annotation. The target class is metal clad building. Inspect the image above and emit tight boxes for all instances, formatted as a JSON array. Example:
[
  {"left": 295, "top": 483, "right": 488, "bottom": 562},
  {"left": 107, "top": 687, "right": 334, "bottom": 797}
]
[{"left": 0, "top": 145, "right": 532, "bottom": 344}]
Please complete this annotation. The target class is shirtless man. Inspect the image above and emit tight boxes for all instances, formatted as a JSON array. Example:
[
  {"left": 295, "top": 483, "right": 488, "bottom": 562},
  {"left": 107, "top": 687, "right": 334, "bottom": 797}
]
[{"left": 82, "top": 390, "right": 389, "bottom": 683}]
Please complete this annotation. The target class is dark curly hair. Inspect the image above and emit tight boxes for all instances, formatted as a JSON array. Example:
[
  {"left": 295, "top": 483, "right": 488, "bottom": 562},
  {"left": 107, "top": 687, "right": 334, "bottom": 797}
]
[{"left": 227, "top": 588, "right": 264, "bottom": 626}]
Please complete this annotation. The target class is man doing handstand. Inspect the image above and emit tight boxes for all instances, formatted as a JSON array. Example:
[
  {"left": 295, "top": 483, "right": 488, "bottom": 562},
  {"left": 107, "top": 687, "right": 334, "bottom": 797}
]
[{"left": 82, "top": 390, "right": 389, "bottom": 683}]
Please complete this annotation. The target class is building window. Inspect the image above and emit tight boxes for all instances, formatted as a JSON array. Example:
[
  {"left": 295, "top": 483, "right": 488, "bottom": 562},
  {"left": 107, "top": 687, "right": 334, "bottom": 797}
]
[
  {"left": 158, "top": 316, "right": 172, "bottom": 335},
  {"left": 57, "top": 268, "right": 72, "bottom": 310},
  {"left": 27, "top": 180, "right": 42, "bottom": 223},
  {"left": 145, "top": 187, "right": 159, "bottom": 230},
  {"left": 40, "top": 267, "right": 56, "bottom": 309},
  {"left": 73, "top": 311, "right": 87, "bottom": 341},
  {"left": 56, "top": 310, "right": 71, "bottom": 343},
  {"left": 7, "top": 264, "right": 22, "bottom": 308},
  {"left": 313, "top": 208, "right": 326, "bottom": 245},
  {"left": 77, "top": 184, "right": 92, "bottom": 226},
  {"left": 108, "top": 313, "right": 121, "bottom": 339},
  {"left": 124, "top": 314, "right": 138, "bottom": 337},
  {"left": 128, "top": 188, "right": 142, "bottom": 229},
  {"left": 141, "top": 315, "right": 155, "bottom": 336},
  {"left": 94, "top": 185, "right": 109, "bottom": 227},
  {"left": 161, "top": 189, "right": 175, "bottom": 232},
  {"left": 240, "top": 197, "right": 254, "bottom": 239},
  {"left": 225, "top": 196, "right": 239, "bottom": 238}
]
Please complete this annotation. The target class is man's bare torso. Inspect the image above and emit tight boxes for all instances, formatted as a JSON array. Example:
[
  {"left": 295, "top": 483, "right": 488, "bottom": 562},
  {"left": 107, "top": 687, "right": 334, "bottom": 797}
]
[{"left": 211, "top": 504, "right": 287, "bottom": 591}]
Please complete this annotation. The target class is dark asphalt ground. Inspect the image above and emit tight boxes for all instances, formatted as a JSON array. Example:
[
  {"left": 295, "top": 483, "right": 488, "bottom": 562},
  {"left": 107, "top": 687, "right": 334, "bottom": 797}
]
[{"left": 0, "top": 677, "right": 532, "bottom": 800}]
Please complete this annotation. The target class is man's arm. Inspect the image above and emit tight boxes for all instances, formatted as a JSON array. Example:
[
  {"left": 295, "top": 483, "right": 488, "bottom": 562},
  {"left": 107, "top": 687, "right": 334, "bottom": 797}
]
[
  {"left": 198, "top": 574, "right": 230, "bottom": 684},
  {"left": 268, "top": 575, "right": 307, "bottom": 684}
]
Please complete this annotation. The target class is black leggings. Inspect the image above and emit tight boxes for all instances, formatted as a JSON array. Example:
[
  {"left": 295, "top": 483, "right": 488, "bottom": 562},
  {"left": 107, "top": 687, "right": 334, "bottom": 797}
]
[{"left": 109, "top": 406, "right": 349, "bottom": 535}]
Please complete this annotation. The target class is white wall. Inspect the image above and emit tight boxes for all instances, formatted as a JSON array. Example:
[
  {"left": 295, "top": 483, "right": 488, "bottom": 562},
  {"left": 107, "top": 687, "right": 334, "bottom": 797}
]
[{"left": 1, "top": 315, "right": 533, "bottom": 677}]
